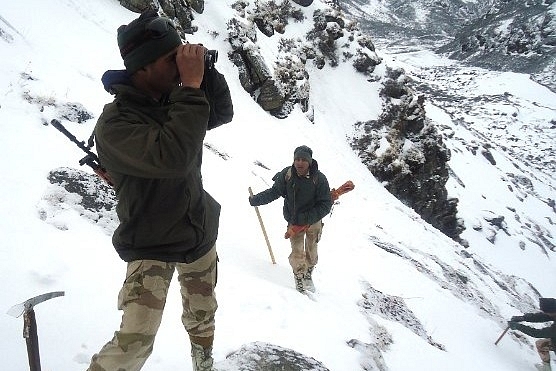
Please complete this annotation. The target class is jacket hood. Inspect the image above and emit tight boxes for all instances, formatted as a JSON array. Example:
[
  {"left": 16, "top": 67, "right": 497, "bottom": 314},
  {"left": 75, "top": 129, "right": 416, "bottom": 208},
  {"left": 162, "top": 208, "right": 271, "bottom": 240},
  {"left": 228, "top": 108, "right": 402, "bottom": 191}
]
[{"left": 101, "top": 69, "right": 132, "bottom": 94}]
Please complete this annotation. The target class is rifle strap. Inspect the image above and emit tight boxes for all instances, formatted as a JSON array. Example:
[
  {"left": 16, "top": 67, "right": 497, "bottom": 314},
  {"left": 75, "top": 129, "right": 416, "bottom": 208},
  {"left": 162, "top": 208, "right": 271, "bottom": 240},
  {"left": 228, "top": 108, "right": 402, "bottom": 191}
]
[{"left": 87, "top": 131, "right": 96, "bottom": 150}]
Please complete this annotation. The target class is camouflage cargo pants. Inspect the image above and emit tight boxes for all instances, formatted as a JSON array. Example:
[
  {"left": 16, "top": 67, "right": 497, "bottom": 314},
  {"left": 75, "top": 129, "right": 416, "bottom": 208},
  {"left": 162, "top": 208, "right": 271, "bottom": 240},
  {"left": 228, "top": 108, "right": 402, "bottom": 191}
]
[
  {"left": 288, "top": 220, "right": 323, "bottom": 275},
  {"left": 87, "top": 245, "right": 218, "bottom": 371}
]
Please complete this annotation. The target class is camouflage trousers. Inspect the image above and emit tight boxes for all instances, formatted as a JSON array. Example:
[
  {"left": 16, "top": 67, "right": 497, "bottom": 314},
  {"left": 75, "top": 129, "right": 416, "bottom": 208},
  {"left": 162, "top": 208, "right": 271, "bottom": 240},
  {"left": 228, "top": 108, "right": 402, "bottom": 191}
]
[
  {"left": 87, "top": 245, "right": 218, "bottom": 371},
  {"left": 288, "top": 220, "right": 323, "bottom": 276}
]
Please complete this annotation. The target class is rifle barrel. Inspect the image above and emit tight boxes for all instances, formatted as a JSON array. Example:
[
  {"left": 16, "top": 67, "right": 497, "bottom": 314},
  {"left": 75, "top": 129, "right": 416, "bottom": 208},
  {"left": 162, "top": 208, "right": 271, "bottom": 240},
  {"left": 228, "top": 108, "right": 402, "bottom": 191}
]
[
  {"left": 51, "top": 119, "right": 79, "bottom": 142},
  {"left": 49, "top": 119, "right": 114, "bottom": 187},
  {"left": 50, "top": 119, "right": 100, "bottom": 163}
]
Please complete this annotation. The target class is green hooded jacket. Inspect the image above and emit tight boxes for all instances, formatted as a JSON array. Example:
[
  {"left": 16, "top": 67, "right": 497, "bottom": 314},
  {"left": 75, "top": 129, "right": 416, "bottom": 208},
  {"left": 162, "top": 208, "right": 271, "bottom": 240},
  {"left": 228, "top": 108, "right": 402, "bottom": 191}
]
[
  {"left": 95, "top": 80, "right": 224, "bottom": 263},
  {"left": 249, "top": 159, "right": 332, "bottom": 225}
]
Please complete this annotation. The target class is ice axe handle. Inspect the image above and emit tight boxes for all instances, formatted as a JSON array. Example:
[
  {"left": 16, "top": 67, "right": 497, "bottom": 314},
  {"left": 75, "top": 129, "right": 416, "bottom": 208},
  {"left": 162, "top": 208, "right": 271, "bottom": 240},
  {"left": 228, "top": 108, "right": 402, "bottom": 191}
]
[
  {"left": 494, "top": 326, "right": 509, "bottom": 346},
  {"left": 24, "top": 309, "right": 41, "bottom": 371}
]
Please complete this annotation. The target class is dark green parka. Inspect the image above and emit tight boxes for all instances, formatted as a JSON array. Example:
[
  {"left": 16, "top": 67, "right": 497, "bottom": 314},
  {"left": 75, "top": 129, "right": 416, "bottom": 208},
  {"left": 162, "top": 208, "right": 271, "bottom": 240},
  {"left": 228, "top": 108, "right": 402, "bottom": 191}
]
[
  {"left": 95, "top": 68, "right": 233, "bottom": 263},
  {"left": 250, "top": 159, "right": 332, "bottom": 226}
]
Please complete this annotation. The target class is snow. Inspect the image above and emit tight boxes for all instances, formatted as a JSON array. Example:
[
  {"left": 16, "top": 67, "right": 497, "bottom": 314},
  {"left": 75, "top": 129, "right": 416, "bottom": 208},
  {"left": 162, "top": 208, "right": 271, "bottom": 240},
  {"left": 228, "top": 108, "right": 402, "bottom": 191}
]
[{"left": 1, "top": 0, "right": 555, "bottom": 371}]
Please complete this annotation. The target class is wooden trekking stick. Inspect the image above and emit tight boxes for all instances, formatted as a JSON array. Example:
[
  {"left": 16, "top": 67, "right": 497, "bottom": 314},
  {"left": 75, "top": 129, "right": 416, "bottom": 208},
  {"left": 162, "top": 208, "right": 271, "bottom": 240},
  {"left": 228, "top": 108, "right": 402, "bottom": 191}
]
[
  {"left": 248, "top": 187, "right": 276, "bottom": 264},
  {"left": 495, "top": 326, "right": 509, "bottom": 345}
]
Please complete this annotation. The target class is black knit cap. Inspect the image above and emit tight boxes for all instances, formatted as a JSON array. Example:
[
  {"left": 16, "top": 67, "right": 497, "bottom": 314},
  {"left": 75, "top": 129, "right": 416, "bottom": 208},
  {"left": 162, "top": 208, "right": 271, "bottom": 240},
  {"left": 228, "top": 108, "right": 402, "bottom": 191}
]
[
  {"left": 539, "top": 297, "right": 556, "bottom": 313},
  {"left": 294, "top": 145, "right": 313, "bottom": 164},
  {"left": 117, "top": 10, "right": 182, "bottom": 73}
]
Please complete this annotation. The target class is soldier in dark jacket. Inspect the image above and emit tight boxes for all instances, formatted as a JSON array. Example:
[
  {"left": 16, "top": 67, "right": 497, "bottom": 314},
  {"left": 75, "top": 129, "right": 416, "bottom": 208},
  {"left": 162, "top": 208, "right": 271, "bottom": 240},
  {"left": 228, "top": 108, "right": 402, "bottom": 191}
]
[
  {"left": 87, "top": 10, "right": 233, "bottom": 371},
  {"left": 249, "top": 145, "right": 332, "bottom": 293},
  {"left": 508, "top": 298, "right": 556, "bottom": 371}
]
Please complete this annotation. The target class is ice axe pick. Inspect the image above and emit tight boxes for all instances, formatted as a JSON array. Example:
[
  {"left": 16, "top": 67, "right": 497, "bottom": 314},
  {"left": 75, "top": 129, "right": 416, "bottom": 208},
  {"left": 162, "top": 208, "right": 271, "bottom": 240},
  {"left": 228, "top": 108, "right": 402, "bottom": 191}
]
[{"left": 7, "top": 291, "right": 65, "bottom": 371}]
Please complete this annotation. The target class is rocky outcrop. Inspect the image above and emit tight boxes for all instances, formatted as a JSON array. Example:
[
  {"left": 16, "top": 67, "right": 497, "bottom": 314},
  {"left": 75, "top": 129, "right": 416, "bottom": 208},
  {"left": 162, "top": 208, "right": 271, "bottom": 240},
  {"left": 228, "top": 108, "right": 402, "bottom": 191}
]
[
  {"left": 120, "top": 0, "right": 204, "bottom": 14},
  {"left": 227, "top": 18, "right": 287, "bottom": 116},
  {"left": 292, "top": 0, "right": 314, "bottom": 6},
  {"left": 227, "top": 4, "right": 380, "bottom": 117},
  {"left": 118, "top": 0, "right": 154, "bottom": 13},
  {"left": 227, "top": 2, "right": 310, "bottom": 117},
  {"left": 215, "top": 342, "right": 330, "bottom": 370},
  {"left": 39, "top": 167, "right": 117, "bottom": 234},
  {"left": 118, "top": 0, "right": 204, "bottom": 33},
  {"left": 350, "top": 67, "right": 465, "bottom": 241}
]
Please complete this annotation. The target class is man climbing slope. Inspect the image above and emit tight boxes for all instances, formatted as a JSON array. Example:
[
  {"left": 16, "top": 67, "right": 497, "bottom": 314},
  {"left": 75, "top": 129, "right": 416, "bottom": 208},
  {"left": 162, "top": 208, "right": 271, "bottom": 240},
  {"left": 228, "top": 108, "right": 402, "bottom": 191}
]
[{"left": 249, "top": 145, "right": 332, "bottom": 293}]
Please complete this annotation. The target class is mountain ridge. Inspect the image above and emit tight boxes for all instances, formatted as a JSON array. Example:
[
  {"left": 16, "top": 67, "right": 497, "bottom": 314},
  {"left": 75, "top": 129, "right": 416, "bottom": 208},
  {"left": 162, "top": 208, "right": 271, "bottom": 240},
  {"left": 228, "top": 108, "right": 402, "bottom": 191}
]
[{"left": 341, "top": 0, "right": 556, "bottom": 91}]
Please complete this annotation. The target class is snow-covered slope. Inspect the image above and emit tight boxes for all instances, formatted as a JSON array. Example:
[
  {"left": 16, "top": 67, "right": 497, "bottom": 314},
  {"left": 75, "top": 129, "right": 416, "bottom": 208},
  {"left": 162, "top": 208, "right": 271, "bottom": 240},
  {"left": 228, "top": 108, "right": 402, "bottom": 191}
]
[{"left": 0, "top": 0, "right": 555, "bottom": 370}]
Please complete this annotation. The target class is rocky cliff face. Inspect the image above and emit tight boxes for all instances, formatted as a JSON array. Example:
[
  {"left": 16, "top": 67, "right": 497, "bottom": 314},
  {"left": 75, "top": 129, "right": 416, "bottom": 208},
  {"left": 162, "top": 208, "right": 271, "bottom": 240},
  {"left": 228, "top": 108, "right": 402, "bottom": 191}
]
[
  {"left": 349, "top": 67, "right": 465, "bottom": 241},
  {"left": 226, "top": 2, "right": 380, "bottom": 118}
]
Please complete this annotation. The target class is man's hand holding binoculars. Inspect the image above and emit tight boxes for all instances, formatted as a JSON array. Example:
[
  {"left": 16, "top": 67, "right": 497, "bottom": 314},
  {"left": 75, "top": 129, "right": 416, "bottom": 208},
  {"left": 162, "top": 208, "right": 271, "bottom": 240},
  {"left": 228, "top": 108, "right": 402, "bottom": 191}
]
[{"left": 176, "top": 43, "right": 205, "bottom": 89}]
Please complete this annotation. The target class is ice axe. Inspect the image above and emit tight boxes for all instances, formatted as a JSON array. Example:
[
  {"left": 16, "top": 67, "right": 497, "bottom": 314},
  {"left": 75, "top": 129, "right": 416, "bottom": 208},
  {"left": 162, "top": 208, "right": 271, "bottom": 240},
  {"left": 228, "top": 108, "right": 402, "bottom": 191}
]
[{"left": 7, "top": 291, "right": 65, "bottom": 371}]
